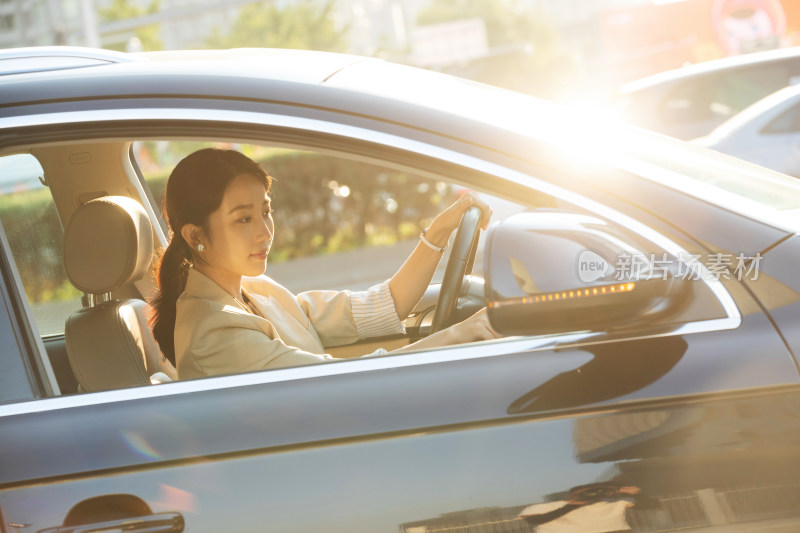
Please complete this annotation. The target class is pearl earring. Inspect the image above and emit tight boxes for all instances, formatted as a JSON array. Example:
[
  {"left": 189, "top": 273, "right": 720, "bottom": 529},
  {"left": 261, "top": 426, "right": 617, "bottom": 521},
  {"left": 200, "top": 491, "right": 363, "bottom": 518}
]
[{"left": 197, "top": 244, "right": 205, "bottom": 252}]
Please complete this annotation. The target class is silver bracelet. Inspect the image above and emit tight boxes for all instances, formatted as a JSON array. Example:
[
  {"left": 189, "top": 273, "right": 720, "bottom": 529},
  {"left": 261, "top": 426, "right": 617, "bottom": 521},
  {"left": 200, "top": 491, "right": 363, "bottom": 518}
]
[{"left": 420, "top": 227, "right": 447, "bottom": 253}]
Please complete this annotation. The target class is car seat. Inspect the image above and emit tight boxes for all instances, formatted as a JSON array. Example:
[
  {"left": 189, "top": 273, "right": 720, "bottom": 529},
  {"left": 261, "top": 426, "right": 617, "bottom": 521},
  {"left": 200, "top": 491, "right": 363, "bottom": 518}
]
[{"left": 63, "top": 196, "right": 176, "bottom": 392}]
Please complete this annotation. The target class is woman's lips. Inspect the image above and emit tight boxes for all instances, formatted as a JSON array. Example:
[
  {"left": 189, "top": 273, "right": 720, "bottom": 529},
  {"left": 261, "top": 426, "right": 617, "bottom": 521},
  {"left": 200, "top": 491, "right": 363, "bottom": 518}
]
[{"left": 251, "top": 244, "right": 271, "bottom": 260}]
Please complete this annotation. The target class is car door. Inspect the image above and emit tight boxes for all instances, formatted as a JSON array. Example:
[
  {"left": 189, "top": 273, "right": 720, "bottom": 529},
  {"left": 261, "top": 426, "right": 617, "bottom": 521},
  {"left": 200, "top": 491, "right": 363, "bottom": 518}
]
[
  {"left": 2, "top": 266, "right": 799, "bottom": 532},
  {"left": 2, "top": 122, "right": 800, "bottom": 533}
]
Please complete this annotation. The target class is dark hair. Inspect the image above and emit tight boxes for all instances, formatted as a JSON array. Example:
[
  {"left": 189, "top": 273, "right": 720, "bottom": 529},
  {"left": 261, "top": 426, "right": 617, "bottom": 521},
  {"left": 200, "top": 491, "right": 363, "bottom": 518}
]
[{"left": 150, "top": 148, "right": 271, "bottom": 365}]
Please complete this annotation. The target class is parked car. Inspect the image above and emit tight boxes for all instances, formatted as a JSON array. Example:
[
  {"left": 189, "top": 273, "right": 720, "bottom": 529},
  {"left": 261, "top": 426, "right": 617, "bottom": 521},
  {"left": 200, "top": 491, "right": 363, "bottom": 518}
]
[
  {"left": 694, "top": 83, "right": 800, "bottom": 177},
  {"left": 1, "top": 46, "right": 799, "bottom": 532},
  {"left": 618, "top": 46, "right": 800, "bottom": 139}
]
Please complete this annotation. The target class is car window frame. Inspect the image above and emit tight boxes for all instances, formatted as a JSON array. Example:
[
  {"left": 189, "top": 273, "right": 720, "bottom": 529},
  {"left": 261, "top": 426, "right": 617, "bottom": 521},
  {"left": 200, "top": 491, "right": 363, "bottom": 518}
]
[
  {"left": 129, "top": 143, "right": 169, "bottom": 238},
  {"left": 0, "top": 108, "right": 743, "bottom": 407},
  {"left": 127, "top": 141, "right": 472, "bottom": 294},
  {"left": 0, "top": 212, "right": 60, "bottom": 401}
]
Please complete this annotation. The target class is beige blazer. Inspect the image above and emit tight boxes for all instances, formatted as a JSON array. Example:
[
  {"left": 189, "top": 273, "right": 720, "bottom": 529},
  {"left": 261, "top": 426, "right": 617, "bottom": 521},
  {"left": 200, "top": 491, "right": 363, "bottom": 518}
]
[{"left": 175, "top": 268, "right": 404, "bottom": 379}]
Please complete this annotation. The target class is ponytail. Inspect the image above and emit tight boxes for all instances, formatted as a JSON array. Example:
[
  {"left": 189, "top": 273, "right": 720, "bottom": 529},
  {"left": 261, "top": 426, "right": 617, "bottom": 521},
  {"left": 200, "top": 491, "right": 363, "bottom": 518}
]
[{"left": 150, "top": 237, "right": 191, "bottom": 366}]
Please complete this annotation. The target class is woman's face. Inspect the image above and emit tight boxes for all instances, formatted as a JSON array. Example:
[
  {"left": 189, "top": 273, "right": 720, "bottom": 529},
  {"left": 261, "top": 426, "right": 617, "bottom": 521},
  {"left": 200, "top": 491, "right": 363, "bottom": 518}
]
[{"left": 200, "top": 173, "right": 273, "bottom": 281}]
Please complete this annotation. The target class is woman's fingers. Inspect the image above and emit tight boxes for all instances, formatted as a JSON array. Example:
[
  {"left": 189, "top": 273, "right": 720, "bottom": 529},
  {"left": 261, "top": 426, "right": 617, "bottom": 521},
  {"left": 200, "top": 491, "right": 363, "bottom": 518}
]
[
  {"left": 445, "top": 308, "right": 500, "bottom": 343},
  {"left": 428, "top": 191, "right": 493, "bottom": 242},
  {"left": 456, "top": 190, "right": 493, "bottom": 229},
  {"left": 468, "top": 308, "right": 499, "bottom": 340}
]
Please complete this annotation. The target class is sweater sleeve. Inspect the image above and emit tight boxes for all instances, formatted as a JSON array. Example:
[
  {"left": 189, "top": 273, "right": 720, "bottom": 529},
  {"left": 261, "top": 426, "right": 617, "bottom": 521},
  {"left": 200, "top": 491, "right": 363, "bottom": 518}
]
[
  {"left": 348, "top": 279, "right": 406, "bottom": 338},
  {"left": 295, "top": 279, "right": 405, "bottom": 347}
]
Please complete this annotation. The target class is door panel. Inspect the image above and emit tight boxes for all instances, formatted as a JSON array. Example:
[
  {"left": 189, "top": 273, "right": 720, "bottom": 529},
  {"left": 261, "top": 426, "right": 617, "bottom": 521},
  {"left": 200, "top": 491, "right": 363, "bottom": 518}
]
[
  {"left": 749, "top": 235, "right": 800, "bottom": 366},
  {"left": 1, "top": 310, "right": 796, "bottom": 485},
  {"left": 2, "top": 252, "right": 797, "bottom": 532},
  {"left": 3, "top": 386, "right": 800, "bottom": 532}
]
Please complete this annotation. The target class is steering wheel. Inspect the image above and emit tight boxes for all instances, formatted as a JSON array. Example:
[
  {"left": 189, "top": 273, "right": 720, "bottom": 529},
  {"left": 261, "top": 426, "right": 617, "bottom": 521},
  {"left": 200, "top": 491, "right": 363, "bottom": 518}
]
[{"left": 430, "top": 206, "right": 483, "bottom": 333}]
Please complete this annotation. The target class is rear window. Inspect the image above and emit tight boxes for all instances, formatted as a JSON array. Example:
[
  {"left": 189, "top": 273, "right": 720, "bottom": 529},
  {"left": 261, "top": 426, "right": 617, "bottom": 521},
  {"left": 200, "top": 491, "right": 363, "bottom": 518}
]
[
  {"left": 0, "top": 154, "right": 81, "bottom": 336},
  {"left": 762, "top": 102, "right": 800, "bottom": 134},
  {"left": 659, "top": 61, "right": 799, "bottom": 125}
]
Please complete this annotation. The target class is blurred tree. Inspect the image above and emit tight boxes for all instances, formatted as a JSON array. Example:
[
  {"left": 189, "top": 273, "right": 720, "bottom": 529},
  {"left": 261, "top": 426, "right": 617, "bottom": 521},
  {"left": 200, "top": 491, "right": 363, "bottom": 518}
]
[
  {"left": 416, "top": 0, "right": 579, "bottom": 99},
  {"left": 205, "top": 0, "right": 347, "bottom": 52},
  {"left": 143, "top": 150, "right": 454, "bottom": 261},
  {"left": 418, "top": 0, "right": 544, "bottom": 48},
  {"left": 98, "top": 0, "right": 163, "bottom": 52}
]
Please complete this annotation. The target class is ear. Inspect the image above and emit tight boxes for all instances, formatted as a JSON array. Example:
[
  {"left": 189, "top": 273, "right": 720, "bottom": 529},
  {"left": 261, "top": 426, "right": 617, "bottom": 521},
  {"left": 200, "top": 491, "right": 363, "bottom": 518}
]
[{"left": 180, "top": 223, "right": 204, "bottom": 251}]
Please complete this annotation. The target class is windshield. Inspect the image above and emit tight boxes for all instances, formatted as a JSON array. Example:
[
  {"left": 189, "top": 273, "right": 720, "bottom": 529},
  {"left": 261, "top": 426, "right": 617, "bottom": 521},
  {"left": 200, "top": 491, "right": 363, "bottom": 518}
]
[
  {"left": 567, "top": 118, "right": 800, "bottom": 232},
  {"left": 609, "top": 127, "right": 800, "bottom": 230}
]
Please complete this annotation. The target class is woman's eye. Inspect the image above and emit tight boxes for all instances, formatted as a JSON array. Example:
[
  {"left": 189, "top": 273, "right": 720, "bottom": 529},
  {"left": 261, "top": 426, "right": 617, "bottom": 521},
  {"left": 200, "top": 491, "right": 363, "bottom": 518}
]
[{"left": 238, "top": 217, "right": 251, "bottom": 223}]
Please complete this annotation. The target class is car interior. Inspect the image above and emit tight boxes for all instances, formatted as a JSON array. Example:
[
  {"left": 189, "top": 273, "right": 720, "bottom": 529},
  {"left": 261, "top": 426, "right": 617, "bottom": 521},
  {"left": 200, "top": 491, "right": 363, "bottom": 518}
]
[
  {"left": 2, "top": 134, "right": 731, "bottom": 398},
  {"left": 1, "top": 137, "right": 529, "bottom": 396},
  {"left": 63, "top": 194, "right": 176, "bottom": 391}
]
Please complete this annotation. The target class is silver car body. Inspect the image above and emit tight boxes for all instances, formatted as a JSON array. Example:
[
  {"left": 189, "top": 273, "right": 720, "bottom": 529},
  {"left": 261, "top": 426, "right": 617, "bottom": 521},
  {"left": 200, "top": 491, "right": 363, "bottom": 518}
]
[
  {"left": 694, "top": 83, "right": 800, "bottom": 177},
  {"left": 619, "top": 46, "right": 800, "bottom": 140}
]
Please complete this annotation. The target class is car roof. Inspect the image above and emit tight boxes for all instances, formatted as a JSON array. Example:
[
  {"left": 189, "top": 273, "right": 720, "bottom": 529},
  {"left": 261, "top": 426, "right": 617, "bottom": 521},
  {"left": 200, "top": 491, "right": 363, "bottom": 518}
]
[
  {"left": 0, "top": 46, "right": 787, "bottom": 163},
  {"left": 620, "top": 46, "right": 800, "bottom": 94},
  {"left": 0, "top": 47, "right": 781, "bottom": 163},
  {"left": 136, "top": 48, "right": 374, "bottom": 85},
  {"left": 0, "top": 47, "right": 373, "bottom": 86},
  {"left": 2, "top": 46, "right": 799, "bottom": 234},
  {"left": 0, "top": 46, "right": 139, "bottom": 76},
  {"left": 0, "top": 46, "right": 563, "bottom": 149}
]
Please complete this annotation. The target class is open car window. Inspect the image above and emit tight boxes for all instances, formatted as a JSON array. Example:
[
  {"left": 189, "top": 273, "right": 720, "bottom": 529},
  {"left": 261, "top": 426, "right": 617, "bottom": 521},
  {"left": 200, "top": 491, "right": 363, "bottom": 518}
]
[
  {"left": 0, "top": 133, "right": 743, "bottom": 400},
  {"left": 133, "top": 141, "right": 525, "bottom": 293}
]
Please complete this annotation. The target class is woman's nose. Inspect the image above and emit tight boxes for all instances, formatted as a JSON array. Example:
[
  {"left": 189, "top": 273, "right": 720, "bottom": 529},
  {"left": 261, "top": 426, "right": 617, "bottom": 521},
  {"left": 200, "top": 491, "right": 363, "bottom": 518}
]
[{"left": 259, "top": 215, "right": 273, "bottom": 241}]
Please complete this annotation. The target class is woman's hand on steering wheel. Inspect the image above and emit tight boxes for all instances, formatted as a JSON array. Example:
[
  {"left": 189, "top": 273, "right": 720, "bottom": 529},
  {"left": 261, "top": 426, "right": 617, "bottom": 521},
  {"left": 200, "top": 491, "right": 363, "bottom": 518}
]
[
  {"left": 429, "top": 191, "right": 493, "bottom": 333},
  {"left": 424, "top": 190, "right": 493, "bottom": 246},
  {"left": 445, "top": 308, "right": 499, "bottom": 343}
]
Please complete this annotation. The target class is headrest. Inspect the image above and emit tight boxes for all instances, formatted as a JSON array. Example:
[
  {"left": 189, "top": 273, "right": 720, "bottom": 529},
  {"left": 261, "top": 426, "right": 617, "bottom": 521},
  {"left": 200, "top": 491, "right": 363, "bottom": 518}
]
[{"left": 64, "top": 196, "right": 153, "bottom": 294}]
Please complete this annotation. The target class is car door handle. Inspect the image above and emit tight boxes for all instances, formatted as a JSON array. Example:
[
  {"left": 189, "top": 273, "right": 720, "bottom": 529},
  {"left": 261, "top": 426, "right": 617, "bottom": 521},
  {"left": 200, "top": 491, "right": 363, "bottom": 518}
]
[{"left": 36, "top": 512, "right": 184, "bottom": 533}]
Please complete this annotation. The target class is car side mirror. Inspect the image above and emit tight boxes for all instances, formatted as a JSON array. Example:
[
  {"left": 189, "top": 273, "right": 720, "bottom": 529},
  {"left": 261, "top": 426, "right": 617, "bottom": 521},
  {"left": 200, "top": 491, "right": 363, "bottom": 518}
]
[{"left": 484, "top": 209, "right": 691, "bottom": 336}]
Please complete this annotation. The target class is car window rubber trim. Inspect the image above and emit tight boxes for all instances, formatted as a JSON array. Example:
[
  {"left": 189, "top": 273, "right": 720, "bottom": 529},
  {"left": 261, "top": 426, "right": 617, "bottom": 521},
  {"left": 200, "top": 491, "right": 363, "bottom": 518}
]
[{"left": 0, "top": 216, "right": 60, "bottom": 397}]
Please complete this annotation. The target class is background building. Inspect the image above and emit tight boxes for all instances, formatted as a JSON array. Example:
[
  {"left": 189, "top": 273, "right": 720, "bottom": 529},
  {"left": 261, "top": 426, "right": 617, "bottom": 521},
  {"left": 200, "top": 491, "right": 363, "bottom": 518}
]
[
  {"left": 0, "top": 0, "right": 98, "bottom": 49},
  {"left": 3, "top": 0, "right": 800, "bottom": 98}
]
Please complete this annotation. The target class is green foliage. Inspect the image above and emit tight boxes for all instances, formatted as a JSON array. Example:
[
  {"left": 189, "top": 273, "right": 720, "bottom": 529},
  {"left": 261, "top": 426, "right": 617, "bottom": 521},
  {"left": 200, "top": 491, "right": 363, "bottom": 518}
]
[
  {"left": 41, "top": 281, "right": 82, "bottom": 303},
  {"left": 205, "top": 0, "right": 348, "bottom": 52},
  {"left": 416, "top": 0, "right": 579, "bottom": 99},
  {"left": 1, "top": 146, "right": 453, "bottom": 305},
  {"left": 99, "top": 0, "right": 163, "bottom": 52},
  {"left": 142, "top": 147, "right": 455, "bottom": 263},
  {"left": 251, "top": 151, "right": 454, "bottom": 261},
  {"left": 0, "top": 187, "right": 70, "bottom": 304},
  {"left": 418, "top": 0, "right": 546, "bottom": 48},
  {"left": 0, "top": 185, "right": 51, "bottom": 211}
]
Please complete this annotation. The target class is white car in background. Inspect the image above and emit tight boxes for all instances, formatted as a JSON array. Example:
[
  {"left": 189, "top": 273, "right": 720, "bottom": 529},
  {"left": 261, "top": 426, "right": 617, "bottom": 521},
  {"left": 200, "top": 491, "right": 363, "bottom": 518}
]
[
  {"left": 619, "top": 46, "right": 800, "bottom": 140},
  {"left": 694, "top": 83, "right": 800, "bottom": 177}
]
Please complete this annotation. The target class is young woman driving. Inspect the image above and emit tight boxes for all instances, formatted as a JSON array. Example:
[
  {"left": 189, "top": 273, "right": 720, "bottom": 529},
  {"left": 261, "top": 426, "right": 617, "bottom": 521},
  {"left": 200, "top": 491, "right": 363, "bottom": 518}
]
[{"left": 151, "top": 148, "right": 498, "bottom": 379}]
